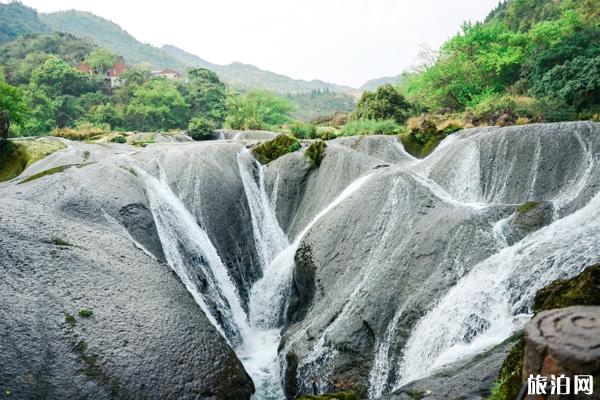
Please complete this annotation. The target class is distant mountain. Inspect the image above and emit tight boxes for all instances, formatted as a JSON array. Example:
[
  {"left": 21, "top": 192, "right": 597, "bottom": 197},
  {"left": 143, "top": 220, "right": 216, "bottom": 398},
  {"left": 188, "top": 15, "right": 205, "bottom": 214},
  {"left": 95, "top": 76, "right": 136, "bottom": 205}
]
[
  {"left": 358, "top": 74, "right": 406, "bottom": 92},
  {"left": 39, "top": 9, "right": 355, "bottom": 94},
  {"left": 161, "top": 44, "right": 355, "bottom": 94},
  {"left": 40, "top": 10, "right": 185, "bottom": 71},
  {"left": 0, "top": 1, "right": 49, "bottom": 43}
]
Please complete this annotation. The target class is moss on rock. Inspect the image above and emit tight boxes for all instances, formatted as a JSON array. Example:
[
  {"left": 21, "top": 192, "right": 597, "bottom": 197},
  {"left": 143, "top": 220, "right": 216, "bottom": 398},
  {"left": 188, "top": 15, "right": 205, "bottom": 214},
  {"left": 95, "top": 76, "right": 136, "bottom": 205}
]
[
  {"left": 532, "top": 264, "right": 600, "bottom": 313},
  {"left": 305, "top": 140, "right": 327, "bottom": 167},
  {"left": 252, "top": 134, "right": 301, "bottom": 164},
  {"left": 0, "top": 139, "right": 65, "bottom": 182},
  {"left": 516, "top": 201, "right": 540, "bottom": 214},
  {"left": 488, "top": 333, "right": 525, "bottom": 400}
]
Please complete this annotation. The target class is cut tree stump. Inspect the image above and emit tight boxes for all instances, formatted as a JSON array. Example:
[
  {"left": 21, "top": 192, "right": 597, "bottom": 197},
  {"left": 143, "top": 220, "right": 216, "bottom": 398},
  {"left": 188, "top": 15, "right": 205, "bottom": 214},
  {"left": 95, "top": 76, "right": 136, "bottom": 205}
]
[{"left": 524, "top": 306, "right": 600, "bottom": 399}]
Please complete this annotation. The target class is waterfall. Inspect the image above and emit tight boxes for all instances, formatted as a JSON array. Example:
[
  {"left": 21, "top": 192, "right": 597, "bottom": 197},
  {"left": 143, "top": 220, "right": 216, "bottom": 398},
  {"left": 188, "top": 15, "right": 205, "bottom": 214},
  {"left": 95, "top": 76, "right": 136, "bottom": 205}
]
[
  {"left": 395, "top": 190, "right": 600, "bottom": 387},
  {"left": 249, "top": 172, "right": 374, "bottom": 329},
  {"left": 138, "top": 164, "right": 250, "bottom": 347},
  {"left": 237, "top": 168, "right": 374, "bottom": 399},
  {"left": 237, "top": 149, "right": 289, "bottom": 268}
]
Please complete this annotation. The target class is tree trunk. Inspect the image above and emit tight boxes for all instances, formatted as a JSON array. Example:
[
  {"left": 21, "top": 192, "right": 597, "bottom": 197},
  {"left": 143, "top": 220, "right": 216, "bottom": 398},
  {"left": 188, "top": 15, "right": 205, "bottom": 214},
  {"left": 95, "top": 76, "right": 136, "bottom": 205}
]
[{"left": 0, "top": 110, "right": 9, "bottom": 141}]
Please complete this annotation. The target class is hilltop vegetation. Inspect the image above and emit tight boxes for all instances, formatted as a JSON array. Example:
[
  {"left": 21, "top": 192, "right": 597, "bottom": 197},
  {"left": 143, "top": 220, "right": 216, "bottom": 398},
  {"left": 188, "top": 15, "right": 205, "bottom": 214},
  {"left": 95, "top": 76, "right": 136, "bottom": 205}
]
[
  {"left": 0, "top": 1, "right": 49, "bottom": 43},
  {"left": 401, "top": 0, "right": 600, "bottom": 120}
]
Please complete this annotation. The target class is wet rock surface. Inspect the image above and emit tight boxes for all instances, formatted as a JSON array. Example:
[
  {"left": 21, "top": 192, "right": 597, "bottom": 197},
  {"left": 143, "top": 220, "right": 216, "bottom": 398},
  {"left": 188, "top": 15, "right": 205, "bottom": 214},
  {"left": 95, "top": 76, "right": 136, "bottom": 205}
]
[{"left": 0, "top": 199, "right": 254, "bottom": 399}]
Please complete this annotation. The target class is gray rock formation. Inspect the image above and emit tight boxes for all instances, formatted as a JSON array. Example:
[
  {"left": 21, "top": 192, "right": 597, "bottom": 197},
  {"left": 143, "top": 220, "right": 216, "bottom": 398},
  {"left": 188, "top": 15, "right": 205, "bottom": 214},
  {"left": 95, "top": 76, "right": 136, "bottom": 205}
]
[
  {"left": 0, "top": 198, "right": 254, "bottom": 399},
  {"left": 1, "top": 121, "right": 599, "bottom": 400}
]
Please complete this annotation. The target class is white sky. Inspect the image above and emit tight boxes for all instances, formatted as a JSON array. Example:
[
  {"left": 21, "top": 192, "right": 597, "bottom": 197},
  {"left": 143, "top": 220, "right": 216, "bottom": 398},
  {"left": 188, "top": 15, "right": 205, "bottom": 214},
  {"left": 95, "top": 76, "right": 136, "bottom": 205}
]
[{"left": 19, "top": 0, "right": 499, "bottom": 88}]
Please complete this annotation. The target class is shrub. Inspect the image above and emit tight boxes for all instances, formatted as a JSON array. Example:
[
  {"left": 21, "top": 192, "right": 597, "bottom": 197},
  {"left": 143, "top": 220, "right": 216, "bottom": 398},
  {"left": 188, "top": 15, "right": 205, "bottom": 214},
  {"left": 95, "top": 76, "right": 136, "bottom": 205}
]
[
  {"left": 188, "top": 117, "right": 215, "bottom": 141},
  {"left": 252, "top": 134, "right": 301, "bottom": 164},
  {"left": 316, "top": 126, "right": 339, "bottom": 140},
  {"left": 402, "top": 114, "right": 463, "bottom": 158},
  {"left": 305, "top": 140, "right": 327, "bottom": 167},
  {"left": 352, "top": 84, "right": 411, "bottom": 123},
  {"left": 339, "top": 119, "right": 401, "bottom": 137},
  {"left": 111, "top": 135, "right": 126, "bottom": 143},
  {"left": 78, "top": 308, "right": 94, "bottom": 318},
  {"left": 289, "top": 121, "right": 317, "bottom": 139},
  {"left": 51, "top": 122, "right": 110, "bottom": 141}
]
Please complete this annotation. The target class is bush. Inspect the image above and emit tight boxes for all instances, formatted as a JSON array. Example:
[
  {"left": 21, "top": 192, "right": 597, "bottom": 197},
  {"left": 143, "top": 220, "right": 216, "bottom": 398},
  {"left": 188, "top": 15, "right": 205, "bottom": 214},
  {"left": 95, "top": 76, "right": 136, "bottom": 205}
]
[
  {"left": 467, "top": 94, "right": 575, "bottom": 126},
  {"left": 252, "top": 134, "right": 301, "bottom": 164},
  {"left": 339, "top": 119, "right": 402, "bottom": 137},
  {"left": 305, "top": 140, "right": 327, "bottom": 167},
  {"left": 188, "top": 117, "right": 215, "bottom": 141},
  {"left": 316, "top": 126, "right": 339, "bottom": 140},
  {"left": 51, "top": 122, "right": 110, "bottom": 141},
  {"left": 352, "top": 84, "right": 411, "bottom": 123},
  {"left": 289, "top": 121, "right": 317, "bottom": 139},
  {"left": 111, "top": 135, "right": 126, "bottom": 143},
  {"left": 402, "top": 114, "right": 464, "bottom": 158}
]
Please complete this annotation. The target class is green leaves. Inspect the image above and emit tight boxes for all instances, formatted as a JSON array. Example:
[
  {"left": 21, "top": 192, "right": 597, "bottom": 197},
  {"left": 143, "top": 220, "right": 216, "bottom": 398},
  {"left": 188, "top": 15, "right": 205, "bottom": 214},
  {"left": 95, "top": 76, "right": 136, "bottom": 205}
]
[
  {"left": 352, "top": 84, "right": 410, "bottom": 123},
  {"left": 225, "top": 90, "right": 295, "bottom": 130}
]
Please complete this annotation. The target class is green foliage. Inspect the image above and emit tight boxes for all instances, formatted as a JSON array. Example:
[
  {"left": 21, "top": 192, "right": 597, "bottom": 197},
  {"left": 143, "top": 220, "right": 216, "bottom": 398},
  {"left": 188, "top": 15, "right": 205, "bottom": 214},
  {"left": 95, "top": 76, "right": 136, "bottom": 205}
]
[
  {"left": 188, "top": 117, "right": 215, "bottom": 141},
  {"left": 251, "top": 133, "right": 301, "bottom": 164},
  {"left": 124, "top": 79, "right": 188, "bottom": 131},
  {"left": 288, "top": 121, "right": 317, "bottom": 139},
  {"left": 225, "top": 90, "right": 295, "bottom": 130},
  {"left": 0, "top": 32, "right": 94, "bottom": 86},
  {"left": 488, "top": 333, "right": 525, "bottom": 400},
  {"left": 403, "top": 1, "right": 600, "bottom": 120},
  {"left": 0, "top": 73, "right": 27, "bottom": 129},
  {"left": 0, "top": 1, "right": 49, "bottom": 44},
  {"left": 352, "top": 84, "right": 411, "bottom": 123},
  {"left": 339, "top": 119, "right": 402, "bottom": 137},
  {"left": 288, "top": 89, "right": 355, "bottom": 121},
  {"left": 52, "top": 237, "right": 72, "bottom": 246},
  {"left": 78, "top": 308, "right": 94, "bottom": 318},
  {"left": 316, "top": 126, "right": 339, "bottom": 140},
  {"left": 186, "top": 67, "right": 227, "bottom": 126},
  {"left": 305, "top": 140, "right": 327, "bottom": 167},
  {"left": 31, "top": 57, "right": 97, "bottom": 97},
  {"left": 531, "top": 55, "right": 600, "bottom": 111},
  {"left": 84, "top": 48, "right": 117, "bottom": 74}
]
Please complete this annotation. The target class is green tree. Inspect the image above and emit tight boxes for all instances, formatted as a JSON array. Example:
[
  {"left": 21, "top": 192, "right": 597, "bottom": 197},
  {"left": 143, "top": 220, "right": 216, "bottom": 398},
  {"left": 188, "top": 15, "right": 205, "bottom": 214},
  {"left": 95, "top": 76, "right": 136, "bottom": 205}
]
[
  {"left": 0, "top": 73, "right": 27, "bottom": 138},
  {"left": 352, "top": 84, "right": 411, "bottom": 123},
  {"left": 84, "top": 48, "right": 117, "bottom": 74},
  {"left": 19, "top": 89, "right": 55, "bottom": 135},
  {"left": 185, "top": 67, "right": 227, "bottom": 126},
  {"left": 31, "top": 57, "right": 96, "bottom": 97},
  {"left": 531, "top": 55, "right": 600, "bottom": 110},
  {"left": 125, "top": 78, "right": 189, "bottom": 131},
  {"left": 225, "top": 90, "right": 294, "bottom": 130},
  {"left": 188, "top": 117, "right": 215, "bottom": 141}
]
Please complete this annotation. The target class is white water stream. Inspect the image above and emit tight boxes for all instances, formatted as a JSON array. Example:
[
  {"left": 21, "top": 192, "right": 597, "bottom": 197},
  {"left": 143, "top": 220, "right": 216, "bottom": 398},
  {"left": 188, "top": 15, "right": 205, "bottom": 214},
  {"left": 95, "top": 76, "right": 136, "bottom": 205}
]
[{"left": 132, "top": 126, "right": 599, "bottom": 399}]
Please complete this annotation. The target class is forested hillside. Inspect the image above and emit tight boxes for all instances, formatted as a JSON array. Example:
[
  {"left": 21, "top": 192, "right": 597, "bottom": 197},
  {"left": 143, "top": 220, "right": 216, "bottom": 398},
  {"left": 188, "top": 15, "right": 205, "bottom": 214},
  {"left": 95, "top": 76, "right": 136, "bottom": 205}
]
[
  {"left": 0, "top": 1, "right": 49, "bottom": 43},
  {"left": 401, "top": 0, "right": 600, "bottom": 121},
  {"left": 41, "top": 11, "right": 187, "bottom": 71}
]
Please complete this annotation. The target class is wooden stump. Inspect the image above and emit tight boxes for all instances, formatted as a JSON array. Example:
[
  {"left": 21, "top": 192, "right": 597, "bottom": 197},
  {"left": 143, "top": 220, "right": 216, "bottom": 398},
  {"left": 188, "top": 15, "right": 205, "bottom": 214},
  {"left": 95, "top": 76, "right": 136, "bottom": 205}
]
[{"left": 524, "top": 306, "right": 600, "bottom": 399}]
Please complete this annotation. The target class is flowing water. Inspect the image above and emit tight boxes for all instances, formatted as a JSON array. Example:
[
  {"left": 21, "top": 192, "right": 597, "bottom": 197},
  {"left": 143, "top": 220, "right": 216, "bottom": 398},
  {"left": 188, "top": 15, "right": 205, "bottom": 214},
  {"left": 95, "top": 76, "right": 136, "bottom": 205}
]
[{"left": 130, "top": 124, "right": 599, "bottom": 399}]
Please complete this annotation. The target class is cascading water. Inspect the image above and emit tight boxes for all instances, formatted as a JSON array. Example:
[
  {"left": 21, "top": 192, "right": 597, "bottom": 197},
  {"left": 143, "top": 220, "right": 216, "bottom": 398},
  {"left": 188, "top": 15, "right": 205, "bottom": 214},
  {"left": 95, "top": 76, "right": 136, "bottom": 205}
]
[
  {"left": 128, "top": 123, "right": 599, "bottom": 400},
  {"left": 240, "top": 167, "right": 374, "bottom": 399},
  {"left": 137, "top": 164, "right": 250, "bottom": 346},
  {"left": 393, "top": 182, "right": 600, "bottom": 388}
]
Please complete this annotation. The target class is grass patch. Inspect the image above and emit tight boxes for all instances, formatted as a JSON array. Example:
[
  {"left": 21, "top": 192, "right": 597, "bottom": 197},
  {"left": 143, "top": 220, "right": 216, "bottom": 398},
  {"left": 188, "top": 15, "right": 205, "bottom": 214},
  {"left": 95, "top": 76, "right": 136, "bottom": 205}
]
[
  {"left": 487, "top": 333, "right": 525, "bottom": 400},
  {"left": 78, "top": 308, "right": 94, "bottom": 318},
  {"left": 339, "top": 119, "right": 402, "bottom": 136},
  {"left": 407, "top": 389, "right": 428, "bottom": 400},
  {"left": 516, "top": 201, "right": 540, "bottom": 214},
  {"left": 51, "top": 123, "right": 110, "bottom": 141},
  {"left": 18, "top": 162, "right": 94, "bottom": 184},
  {"left": 252, "top": 134, "right": 301, "bottom": 164},
  {"left": 0, "top": 139, "right": 66, "bottom": 182}
]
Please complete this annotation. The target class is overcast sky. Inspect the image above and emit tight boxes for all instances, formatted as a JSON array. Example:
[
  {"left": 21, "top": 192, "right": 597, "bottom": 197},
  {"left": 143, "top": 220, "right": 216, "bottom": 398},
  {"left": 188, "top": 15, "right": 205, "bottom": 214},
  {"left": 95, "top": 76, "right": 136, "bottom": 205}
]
[{"left": 19, "top": 0, "right": 499, "bottom": 87}]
